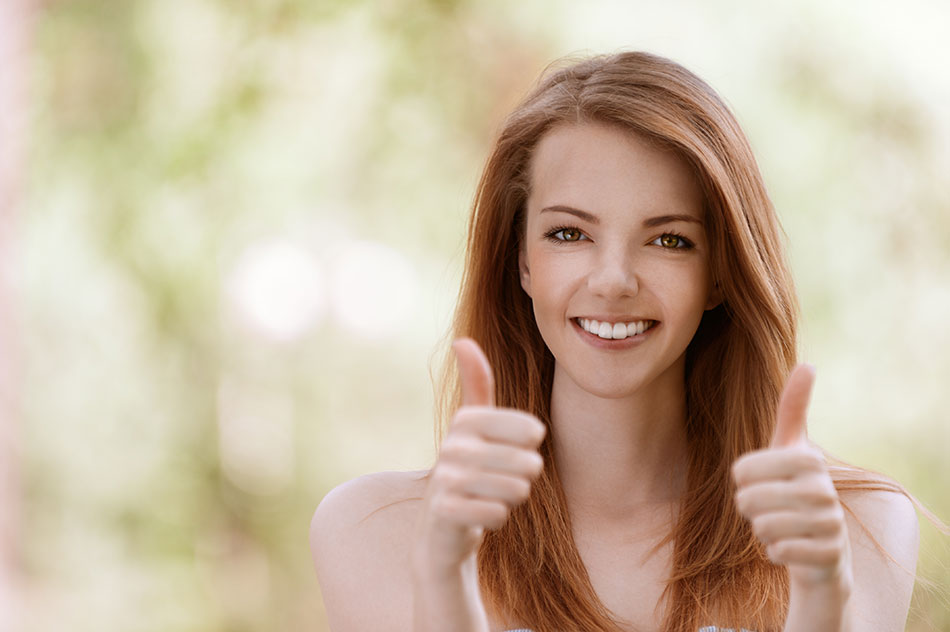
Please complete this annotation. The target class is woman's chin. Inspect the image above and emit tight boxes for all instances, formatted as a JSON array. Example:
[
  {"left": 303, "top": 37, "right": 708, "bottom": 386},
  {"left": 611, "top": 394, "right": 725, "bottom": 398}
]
[{"left": 554, "top": 368, "right": 650, "bottom": 401}]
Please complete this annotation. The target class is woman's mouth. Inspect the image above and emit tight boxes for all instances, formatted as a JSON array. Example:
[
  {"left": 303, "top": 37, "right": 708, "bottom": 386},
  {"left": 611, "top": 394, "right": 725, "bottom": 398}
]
[{"left": 573, "top": 317, "right": 658, "bottom": 341}]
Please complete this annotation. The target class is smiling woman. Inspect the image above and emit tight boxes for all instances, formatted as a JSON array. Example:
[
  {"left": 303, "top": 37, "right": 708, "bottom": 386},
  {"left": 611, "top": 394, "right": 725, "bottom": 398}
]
[
  {"left": 309, "top": 51, "right": 940, "bottom": 632},
  {"left": 518, "top": 121, "right": 719, "bottom": 402}
]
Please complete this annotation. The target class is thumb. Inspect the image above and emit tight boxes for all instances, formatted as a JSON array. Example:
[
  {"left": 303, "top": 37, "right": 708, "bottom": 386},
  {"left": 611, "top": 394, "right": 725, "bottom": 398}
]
[
  {"left": 771, "top": 363, "right": 816, "bottom": 448},
  {"left": 452, "top": 338, "right": 495, "bottom": 408}
]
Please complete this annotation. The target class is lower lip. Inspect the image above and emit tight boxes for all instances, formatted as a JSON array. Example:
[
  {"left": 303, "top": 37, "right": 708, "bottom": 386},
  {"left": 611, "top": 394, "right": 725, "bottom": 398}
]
[{"left": 572, "top": 318, "right": 658, "bottom": 350}]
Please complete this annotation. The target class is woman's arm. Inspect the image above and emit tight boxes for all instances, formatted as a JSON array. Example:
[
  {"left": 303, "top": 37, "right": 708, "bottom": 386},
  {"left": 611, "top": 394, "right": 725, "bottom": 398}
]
[
  {"left": 410, "top": 339, "right": 546, "bottom": 632},
  {"left": 310, "top": 471, "right": 493, "bottom": 631},
  {"left": 775, "top": 489, "right": 918, "bottom": 632},
  {"left": 311, "top": 339, "right": 545, "bottom": 632},
  {"left": 411, "top": 548, "right": 491, "bottom": 632},
  {"left": 732, "top": 365, "right": 919, "bottom": 632},
  {"left": 838, "top": 489, "right": 919, "bottom": 631},
  {"left": 310, "top": 473, "right": 420, "bottom": 631}
]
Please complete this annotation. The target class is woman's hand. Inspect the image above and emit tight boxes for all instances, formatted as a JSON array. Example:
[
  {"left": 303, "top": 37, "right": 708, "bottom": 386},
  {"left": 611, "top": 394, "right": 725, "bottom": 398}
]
[
  {"left": 413, "top": 337, "right": 546, "bottom": 576},
  {"left": 731, "top": 365, "right": 853, "bottom": 596}
]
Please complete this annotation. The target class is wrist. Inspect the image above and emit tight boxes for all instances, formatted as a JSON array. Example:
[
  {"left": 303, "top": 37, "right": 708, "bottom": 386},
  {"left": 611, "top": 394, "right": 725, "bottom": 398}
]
[
  {"left": 786, "top": 569, "right": 853, "bottom": 632},
  {"left": 411, "top": 545, "right": 475, "bottom": 585},
  {"left": 789, "top": 565, "right": 852, "bottom": 600},
  {"left": 411, "top": 551, "right": 488, "bottom": 632}
]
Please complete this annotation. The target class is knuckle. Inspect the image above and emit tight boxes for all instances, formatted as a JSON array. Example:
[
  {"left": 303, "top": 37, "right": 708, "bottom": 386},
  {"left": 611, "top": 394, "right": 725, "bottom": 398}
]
[
  {"left": 803, "top": 445, "right": 825, "bottom": 461},
  {"left": 443, "top": 435, "right": 483, "bottom": 462},
  {"left": 513, "top": 477, "right": 532, "bottom": 500},
  {"left": 734, "top": 488, "right": 751, "bottom": 513},
  {"left": 452, "top": 407, "right": 492, "bottom": 434},
  {"left": 817, "top": 512, "right": 842, "bottom": 534},
  {"left": 800, "top": 449, "right": 824, "bottom": 471},
  {"left": 511, "top": 411, "right": 546, "bottom": 445},
  {"left": 731, "top": 461, "right": 747, "bottom": 484},
  {"left": 437, "top": 464, "right": 466, "bottom": 490},
  {"left": 795, "top": 448, "right": 822, "bottom": 473},
  {"left": 450, "top": 408, "right": 476, "bottom": 431},
  {"left": 532, "top": 420, "right": 547, "bottom": 444},
  {"left": 522, "top": 451, "right": 544, "bottom": 476},
  {"left": 751, "top": 516, "right": 772, "bottom": 541},
  {"left": 485, "top": 502, "right": 509, "bottom": 530},
  {"left": 816, "top": 543, "right": 840, "bottom": 565},
  {"left": 439, "top": 437, "right": 463, "bottom": 461},
  {"left": 430, "top": 493, "right": 455, "bottom": 519},
  {"left": 767, "top": 542, "right": 785, "bottom": 562},
  {"left": 802, "top": 476, "right": 836, "bottom": 505}
]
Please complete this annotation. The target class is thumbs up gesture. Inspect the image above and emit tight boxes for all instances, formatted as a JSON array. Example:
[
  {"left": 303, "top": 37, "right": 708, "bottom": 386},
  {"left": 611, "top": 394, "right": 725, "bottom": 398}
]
[
  {"left": 414, "top": 338, "right": 547, "bottom": 575},
  {"left": 731, "top": 365, "right": 853, "bottom": 590}
]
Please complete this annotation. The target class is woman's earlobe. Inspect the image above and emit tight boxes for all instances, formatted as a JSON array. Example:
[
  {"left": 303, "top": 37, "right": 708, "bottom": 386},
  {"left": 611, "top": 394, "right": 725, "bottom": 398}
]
[
  {"left": 519, "top": 249, "right": 532, "bottom": 297},
  {"left": 705, "top": 282, "right": 722, "bottom": 310}
]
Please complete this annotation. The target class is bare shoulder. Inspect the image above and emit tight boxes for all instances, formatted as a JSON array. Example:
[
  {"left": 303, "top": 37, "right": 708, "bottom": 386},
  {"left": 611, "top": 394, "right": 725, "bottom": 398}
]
[
  {"left": 840, "top": 486, "right": 919, "bottom": 567},
  {"left": 310, "top": 469, "right": 430, "bottom": 632},
  {"left": 839, "top": 486, "right": 920, "bottom": 631}
]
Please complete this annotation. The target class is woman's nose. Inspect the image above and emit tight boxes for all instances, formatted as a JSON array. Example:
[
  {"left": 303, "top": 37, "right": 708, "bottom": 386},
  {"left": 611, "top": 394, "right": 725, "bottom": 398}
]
[{"left": 586, "top": 248, "right": 639, "bottom": 298}]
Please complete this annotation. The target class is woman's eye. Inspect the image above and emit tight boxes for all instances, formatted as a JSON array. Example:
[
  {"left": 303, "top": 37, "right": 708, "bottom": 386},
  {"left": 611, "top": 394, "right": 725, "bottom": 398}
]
[
  {"left": 653, "top": 234, "right": 692, "bottom": 249},
  {"left": 548, "top": 227, "right": 585, "bottom": 242}
]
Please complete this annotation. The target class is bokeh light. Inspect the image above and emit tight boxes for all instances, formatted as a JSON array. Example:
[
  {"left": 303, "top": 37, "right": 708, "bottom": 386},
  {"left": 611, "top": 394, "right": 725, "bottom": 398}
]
[
  {"left": 8, "top": 0, "right": 950, "bottom": 630},
  {"left": 329, "top": 239, "right": 419, "bottom": 340},
  {"left": 226, "top": 240, "right": 326, "bottom": 342}
]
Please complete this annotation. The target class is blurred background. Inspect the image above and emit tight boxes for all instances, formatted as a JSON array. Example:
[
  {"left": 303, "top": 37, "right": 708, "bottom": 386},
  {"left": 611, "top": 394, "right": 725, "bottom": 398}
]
[{"left": 1, "top": 0, "right": 948, "bottom": 629}]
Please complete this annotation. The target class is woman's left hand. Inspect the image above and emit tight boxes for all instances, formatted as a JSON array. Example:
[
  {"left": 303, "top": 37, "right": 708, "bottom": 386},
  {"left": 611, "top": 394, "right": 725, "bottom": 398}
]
[{"left": 731, "top": 364, "right": 853, "bottom": 593}]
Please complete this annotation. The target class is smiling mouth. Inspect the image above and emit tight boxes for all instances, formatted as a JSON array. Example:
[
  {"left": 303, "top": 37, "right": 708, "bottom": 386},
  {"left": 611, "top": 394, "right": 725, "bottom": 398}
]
[{"left": 573, "top": 317, "right": 658, "bottom": 340}]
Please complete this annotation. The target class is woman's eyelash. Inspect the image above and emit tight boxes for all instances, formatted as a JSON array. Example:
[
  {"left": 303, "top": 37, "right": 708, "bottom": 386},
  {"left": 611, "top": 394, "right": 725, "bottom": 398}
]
[
  {"left": 652, "top": 231, "right": 695, "bottom": 250},
  {"left": 543, "top": 226, "right": 695, "bottom": 250},
  {"left": 543, "top": 225, "right": 586, "bottom": 243}
]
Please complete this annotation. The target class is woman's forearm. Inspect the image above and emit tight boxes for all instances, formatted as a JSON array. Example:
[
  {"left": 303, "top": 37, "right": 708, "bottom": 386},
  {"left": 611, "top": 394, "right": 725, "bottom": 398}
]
[
  {"left": 783, "top": 579, "right": 852, "bottom": 632},
  {"left": 412, "top": 553, "right": 490, "bottom": 632}
]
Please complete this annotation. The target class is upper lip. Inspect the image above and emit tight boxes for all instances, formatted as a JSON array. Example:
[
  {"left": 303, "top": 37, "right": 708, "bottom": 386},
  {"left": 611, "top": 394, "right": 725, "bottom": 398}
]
[{"left": 573, "top": 315, "right": 656, "bottom": 323}]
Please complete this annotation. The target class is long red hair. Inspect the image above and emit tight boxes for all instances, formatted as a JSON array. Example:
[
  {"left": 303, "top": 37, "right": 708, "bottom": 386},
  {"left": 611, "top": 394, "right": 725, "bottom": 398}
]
[{"left": 433, "top": 51, "right": 916, "bottom": 632}]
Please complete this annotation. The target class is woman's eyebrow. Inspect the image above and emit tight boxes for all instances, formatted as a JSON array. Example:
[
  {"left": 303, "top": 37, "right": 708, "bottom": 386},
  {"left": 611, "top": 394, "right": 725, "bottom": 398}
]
[
  {"left": 642, "top": 214, "right": 704, "bottom": 228},
  {"left": 539, "top": 205, "right": 703, "bottom": 228},
  {"left": 540, "top": 205, "right": 599, "bottom": 224}
]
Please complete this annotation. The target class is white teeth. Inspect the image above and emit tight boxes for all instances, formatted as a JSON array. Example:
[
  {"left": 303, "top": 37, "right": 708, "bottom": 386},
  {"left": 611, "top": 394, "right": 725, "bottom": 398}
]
[{"left": 578, "top": 318, "right": 654, "bottom": 340}]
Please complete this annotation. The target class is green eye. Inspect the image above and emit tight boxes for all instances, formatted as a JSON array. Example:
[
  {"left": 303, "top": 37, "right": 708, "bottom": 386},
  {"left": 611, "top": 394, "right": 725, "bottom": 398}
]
[{"left": 661, "top": 235, "right": 681, "bottom": 248}]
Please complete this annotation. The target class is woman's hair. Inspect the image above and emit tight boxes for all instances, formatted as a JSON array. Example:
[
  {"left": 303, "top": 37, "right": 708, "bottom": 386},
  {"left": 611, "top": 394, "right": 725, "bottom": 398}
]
[{"left": 433, "top": 51, "right": 917, "bottom": 632}]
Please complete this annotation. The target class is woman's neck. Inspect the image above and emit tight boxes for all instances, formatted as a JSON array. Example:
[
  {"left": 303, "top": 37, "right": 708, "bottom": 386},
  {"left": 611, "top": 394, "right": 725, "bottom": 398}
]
[{"left": 549, "top": 357, "right": 690, "bottom": 525}]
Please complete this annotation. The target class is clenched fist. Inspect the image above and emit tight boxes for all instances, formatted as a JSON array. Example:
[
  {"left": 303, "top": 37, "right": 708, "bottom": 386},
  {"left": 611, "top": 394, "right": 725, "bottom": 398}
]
[
  {"left": 414, "top": 338, "right": 547, "bottom": 575},
  {"left": 732, "top": 365, "right": 852, "bottom": 591}
]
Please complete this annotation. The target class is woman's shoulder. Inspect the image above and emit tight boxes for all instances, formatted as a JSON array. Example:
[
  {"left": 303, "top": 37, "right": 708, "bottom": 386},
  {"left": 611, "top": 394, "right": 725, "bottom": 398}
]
[
  {"left": 310, "top": 468, "right": 430, "bottom": 560},
  {"left": 837, "top": 485, "right": 921, "bottom": 630},
  {"left": 312, "top": 469, "right": 429, "bottom": 525},
  {"left": 838, "top": 485, "right": 919, "bottom": 562},
  {"left": 310, "top": 469, "right": 431, "bottom": 631}
]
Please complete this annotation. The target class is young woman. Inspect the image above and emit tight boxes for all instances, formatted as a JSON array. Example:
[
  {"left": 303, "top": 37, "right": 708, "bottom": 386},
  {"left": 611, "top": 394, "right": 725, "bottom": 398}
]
[{"left": 310, "top": 51, "right": 925, "bottom": 632}]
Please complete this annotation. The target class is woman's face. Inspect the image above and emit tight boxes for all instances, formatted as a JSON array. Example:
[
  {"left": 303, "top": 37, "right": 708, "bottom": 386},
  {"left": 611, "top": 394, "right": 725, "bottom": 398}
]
[{"left": 519, "top": 121, "right": 720, "bottom": 399}]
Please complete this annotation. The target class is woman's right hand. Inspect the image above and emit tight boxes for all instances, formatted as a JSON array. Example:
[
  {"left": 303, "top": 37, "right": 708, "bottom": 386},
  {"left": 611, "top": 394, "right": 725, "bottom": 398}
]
[{"left": 414, "top": 337, "right": 547, "bottom": 576}]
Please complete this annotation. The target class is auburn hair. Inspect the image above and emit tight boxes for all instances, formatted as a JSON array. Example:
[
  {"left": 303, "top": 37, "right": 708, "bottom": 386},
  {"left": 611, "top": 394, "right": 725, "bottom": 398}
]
[{"left": 432, "top": 51, "right": 919, "bottom": 632}]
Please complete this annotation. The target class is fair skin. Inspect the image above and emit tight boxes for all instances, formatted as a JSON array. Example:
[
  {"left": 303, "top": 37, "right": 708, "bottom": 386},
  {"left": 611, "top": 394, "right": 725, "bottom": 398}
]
[{"left": 310, "top": 121, "right": 919, "bottom": 632}]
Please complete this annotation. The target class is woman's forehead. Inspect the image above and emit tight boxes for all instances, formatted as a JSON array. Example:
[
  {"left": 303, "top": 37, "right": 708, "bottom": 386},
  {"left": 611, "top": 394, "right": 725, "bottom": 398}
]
[{"left": 526, "top": 121, "right": 704, "bottom": 221}]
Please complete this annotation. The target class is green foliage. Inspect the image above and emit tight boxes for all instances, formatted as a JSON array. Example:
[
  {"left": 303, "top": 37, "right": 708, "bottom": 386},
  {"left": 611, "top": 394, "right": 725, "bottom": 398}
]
[{"left": 21, "top": 0, "right": 950, "bottom": 630}]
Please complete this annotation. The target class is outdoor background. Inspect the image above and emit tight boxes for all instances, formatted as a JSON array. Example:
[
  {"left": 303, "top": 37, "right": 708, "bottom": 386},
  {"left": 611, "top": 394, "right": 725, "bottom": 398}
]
[{"left": 3, "top": 0, "right": 949, "bottom": 630}]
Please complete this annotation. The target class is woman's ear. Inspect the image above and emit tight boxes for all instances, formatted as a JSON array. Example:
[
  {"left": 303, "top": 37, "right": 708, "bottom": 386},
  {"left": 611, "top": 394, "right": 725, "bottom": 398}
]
[
  {"left": 519, "top": 246, "right": 532, "bottom": 297},
  {"left": 705, "top": 281, "right": 722, "bottom": 311}
]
